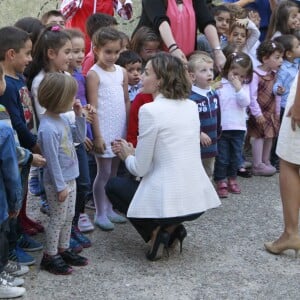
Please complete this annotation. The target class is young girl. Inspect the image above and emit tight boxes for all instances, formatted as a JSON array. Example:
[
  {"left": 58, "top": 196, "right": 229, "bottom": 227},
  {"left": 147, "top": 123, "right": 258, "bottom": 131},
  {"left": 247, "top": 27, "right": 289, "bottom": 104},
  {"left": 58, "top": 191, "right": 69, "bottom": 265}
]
[
  {"left": 38, "top": 72, "right": 88, "bottom": 275},
  {"left": 87, "top": 27, "right": 130, "bottom": 231},
  {"left": 248, "top": 40, "right": 284, "bottom": 176},
  {"left": 214, "top": 52, "right": 253, "bottom": 198},
  {"left": 65, "top": 28, "right": 95, "bottom": 245},
  {"left": 130, "top": 26, "right": 161, "bottom": 68},
  {"left": 266, "top": 0, "right": 299, "bottom": 40},
  {"left": 228, "top": 18, "right": 260, "bottom": 67}
]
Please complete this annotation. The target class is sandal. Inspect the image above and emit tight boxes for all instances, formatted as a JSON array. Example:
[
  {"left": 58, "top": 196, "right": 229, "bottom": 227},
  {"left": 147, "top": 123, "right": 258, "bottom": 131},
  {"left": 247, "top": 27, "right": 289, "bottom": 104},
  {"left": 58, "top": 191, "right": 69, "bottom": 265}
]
[
  {"left": 237, "top": 168, "right": 252, "bottom": 178},
  {"left": 227, "top": 178, "right": 241, "bottom": 194},
  {"left": 216, "top": 181, "right": 228, "bottom": 198}
]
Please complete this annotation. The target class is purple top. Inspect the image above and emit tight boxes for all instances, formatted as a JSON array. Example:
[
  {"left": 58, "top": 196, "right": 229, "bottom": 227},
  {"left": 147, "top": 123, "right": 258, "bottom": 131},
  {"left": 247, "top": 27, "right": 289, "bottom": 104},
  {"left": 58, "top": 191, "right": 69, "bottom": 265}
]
[{"left": 72, "top": 69, "right": 93, "bottom": 140}]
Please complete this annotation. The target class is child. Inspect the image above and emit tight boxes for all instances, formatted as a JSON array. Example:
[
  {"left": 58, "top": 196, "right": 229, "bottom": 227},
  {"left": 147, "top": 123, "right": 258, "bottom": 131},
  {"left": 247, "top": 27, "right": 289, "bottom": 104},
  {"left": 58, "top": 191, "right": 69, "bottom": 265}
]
[
  {"left": 116, "top": 50, "right": 142, "bottom": 102},
  {"left": 130, "top": 26, "right": 161, "bottom": 68},
  {"left": 197, "top": 5, "right": 232, "bottom": 54},
  {"left": 188, "top": 52, "right": 221, "bottom": 180},
  {"left": 228, "top": 18, "right": 260, "bottom": 66},
  {"left": 266, "top": 0, "right": 299, "bottom": 39},
  {"left": 82, "top": 13, "right": 118, "bottom": 76},
  {"left": 87, "top": 27, "right": 129, "bottom": 231},
  {"left": 0, "top": 26, "right": 43, "bottom": 263},
  {"left": 38, "top": 72, "right": 88, "bottom": 275},
  {"left": 65, "top": 28, "right": 95, "bottom": 237},
  {"left": 40, "top": 10, "right": 66, "bottom": 28},
  {"left": 248, "top": 40, "right": 284, "bottom": 176},
  {"left": 214, "top": 52, "right": 253, "bottom": 198}
]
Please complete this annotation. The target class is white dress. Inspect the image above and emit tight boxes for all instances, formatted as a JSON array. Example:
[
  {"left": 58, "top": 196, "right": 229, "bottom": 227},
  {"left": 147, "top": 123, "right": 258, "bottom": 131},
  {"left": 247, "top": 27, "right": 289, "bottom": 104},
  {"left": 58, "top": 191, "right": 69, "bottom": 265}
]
[
  {"left": 276, "top": 74, "right": 300, "bottom": 164},
  {"left": 90, "top": 64, "right": 126, "bottom": 158}
]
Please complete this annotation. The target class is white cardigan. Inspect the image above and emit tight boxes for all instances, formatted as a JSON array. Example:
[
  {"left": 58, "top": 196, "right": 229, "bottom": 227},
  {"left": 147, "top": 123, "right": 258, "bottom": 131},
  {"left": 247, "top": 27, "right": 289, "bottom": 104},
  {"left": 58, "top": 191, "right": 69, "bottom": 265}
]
[{"left": 125, "top": 94, "right": 221, "bottom": 218}]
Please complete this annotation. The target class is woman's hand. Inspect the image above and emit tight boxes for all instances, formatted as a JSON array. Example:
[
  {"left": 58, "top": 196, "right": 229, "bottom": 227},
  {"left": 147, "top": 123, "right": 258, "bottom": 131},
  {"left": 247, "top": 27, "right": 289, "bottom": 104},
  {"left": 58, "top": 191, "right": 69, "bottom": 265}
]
[
  {"left": 214, "top": 50, "right": 226, "bottom": 72},
  {"left": 58, "top": 187, "right": 69, "bottom": 202},
  {"left": 112, "top": 139, "right": 135, "bottom": 161},
  {"left": 287, "top": 103, "right": 300, "bottom": 131},
  {"left": 32, "top": 154, "right": 46, "bottom": 167},
  {"left": 170, "top": 48, "right": 187, "bottom": 63},
  {"left": 93, "top": 136, "right": 106, "bottom": 154}
]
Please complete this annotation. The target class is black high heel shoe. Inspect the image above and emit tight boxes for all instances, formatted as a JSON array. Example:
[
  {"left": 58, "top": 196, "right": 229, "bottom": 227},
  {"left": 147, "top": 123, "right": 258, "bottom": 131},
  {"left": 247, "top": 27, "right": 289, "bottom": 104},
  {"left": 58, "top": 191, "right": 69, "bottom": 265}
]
[
  {"left": 146, "top": 229, "right": 170, "bottom": 261},
  {"left": 168, "top": 224, "right": 187, "bottom": 253}
]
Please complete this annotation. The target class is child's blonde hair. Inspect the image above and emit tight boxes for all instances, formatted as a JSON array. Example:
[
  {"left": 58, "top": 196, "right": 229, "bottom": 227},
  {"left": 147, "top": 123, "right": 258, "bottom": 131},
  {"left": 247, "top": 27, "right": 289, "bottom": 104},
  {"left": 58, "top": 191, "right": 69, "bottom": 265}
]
[
  {"left": 188, "top": 51, "right": 214, "bottom": 73},
  {"left": 38, "top": 73, "right": 77, "bottom": 114}
]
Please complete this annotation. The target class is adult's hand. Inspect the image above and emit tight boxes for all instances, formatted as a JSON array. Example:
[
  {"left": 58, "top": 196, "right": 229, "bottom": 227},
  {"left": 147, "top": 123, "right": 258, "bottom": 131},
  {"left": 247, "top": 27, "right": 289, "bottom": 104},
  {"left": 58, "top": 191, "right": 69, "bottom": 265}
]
[
  {"left": 112, "top": 139, "right": 135, "bottom": 160},
  {"left": 287, "top": 103, "right": 300, "bottom": 131},
  {"left": 170, "top": 48, "right": 187, "bottom": 64},
  {"left": 214, "top": 50, "right": 226, "bottom": 72}
]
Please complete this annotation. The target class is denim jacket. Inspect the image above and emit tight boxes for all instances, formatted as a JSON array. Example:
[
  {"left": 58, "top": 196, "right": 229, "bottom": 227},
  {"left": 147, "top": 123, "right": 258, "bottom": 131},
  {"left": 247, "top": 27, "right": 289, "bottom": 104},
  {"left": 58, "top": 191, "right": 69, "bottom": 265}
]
[{"left": 0, "top": 122, "right": 23, "bottom": 225}]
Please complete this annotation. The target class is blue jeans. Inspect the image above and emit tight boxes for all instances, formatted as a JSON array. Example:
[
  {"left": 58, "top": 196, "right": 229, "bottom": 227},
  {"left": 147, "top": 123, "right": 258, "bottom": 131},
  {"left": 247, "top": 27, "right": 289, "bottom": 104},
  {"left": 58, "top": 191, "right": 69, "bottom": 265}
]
[
  {"left": 214, "top": 130, "right": 245, "bottom": 181},
  {"left": 74, "top": 143, "right": 91, "bottom": 225}
]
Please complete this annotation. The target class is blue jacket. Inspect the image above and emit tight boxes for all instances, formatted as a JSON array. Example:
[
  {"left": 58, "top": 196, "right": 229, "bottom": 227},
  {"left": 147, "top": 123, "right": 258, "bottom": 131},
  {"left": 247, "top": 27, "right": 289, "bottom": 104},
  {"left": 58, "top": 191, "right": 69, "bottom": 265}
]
[{"left": 0, "top": 122, "right": 23, "bottom": 225}]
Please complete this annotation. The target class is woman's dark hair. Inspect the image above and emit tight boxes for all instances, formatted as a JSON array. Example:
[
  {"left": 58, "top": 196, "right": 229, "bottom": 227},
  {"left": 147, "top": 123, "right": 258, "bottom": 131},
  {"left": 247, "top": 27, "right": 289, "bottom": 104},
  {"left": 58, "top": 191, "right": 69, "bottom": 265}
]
[
  {"left": 15, "top": 17, "right": 45, "bottom": 48},
  {"left": 274, "top": 34, "right": 297, "bottom": 59},
  {"left": 27, "top": 25, "right": 71, "bottom": 90},
  {"left": 149, "top": 52, "right": 191, "bottom": 99},
  {"left": 256, "top": 40, "right": 284, "bottom": 63},
  {"left": 222, "top": 51, "right": 253, "bottom": 84}
]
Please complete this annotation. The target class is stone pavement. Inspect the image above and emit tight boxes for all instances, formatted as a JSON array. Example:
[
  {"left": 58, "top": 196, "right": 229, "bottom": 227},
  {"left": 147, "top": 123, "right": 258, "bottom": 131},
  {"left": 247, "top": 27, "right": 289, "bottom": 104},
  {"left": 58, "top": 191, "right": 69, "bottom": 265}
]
[{"left": 22, "top": 173, "right": 300, "bottom": 300}]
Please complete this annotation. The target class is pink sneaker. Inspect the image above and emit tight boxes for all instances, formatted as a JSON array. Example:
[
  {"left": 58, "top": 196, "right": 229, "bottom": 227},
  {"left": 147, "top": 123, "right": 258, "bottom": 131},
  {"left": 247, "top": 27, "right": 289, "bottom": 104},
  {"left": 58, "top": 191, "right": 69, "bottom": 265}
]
[
  {"left": 252, "top": 163, "right": 276, "bottom": 176},
  {"left": 216, "top": 181, "right": 228, "bottom": 198}
]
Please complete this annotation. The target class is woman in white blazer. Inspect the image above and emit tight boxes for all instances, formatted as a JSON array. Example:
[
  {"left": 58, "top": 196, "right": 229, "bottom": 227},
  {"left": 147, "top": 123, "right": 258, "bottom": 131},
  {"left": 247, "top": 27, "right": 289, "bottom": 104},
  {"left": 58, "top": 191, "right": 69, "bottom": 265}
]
[{"left": 106, "top": 53, "right": 221, "bottom": 261}]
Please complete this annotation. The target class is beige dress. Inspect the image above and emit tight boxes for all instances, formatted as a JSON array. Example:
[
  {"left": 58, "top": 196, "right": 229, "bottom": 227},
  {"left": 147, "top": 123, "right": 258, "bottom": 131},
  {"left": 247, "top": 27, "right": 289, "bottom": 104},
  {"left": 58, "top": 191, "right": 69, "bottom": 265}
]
[{"left": 276, "top": 74, "right": 300, "bottom": 164}]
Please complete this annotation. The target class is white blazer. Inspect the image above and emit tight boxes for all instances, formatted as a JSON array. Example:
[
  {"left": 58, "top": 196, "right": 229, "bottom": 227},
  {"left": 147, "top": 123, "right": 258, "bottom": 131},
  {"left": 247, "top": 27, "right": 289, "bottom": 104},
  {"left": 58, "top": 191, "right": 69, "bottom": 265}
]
[{"left": 125, "top": 94, "right": 221, "bottom": 218}]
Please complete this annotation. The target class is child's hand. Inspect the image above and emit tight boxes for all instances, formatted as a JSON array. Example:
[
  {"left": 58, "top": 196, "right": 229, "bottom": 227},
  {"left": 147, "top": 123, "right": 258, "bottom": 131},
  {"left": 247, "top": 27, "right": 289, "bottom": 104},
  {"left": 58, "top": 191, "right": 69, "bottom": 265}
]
[
  {"left": 229, "top": 75, "right": 242, "bottom": 92},
  {"left": 9, "top": 210, "right": 19, "bottom": 218},
  {"left": 200, "top": 132, "right": 212, "bottom": 147},
  {"left": 83, "top": 104, "right": 96, "bottom": 124},
  {"left": 73, "top": 99, "right": 83, "bottom": 117},
  {"left": 276, "top": 86, "right": 285, "bottom": 95},
  {"left": 93, "top": 137, "right": 106, "bottom": 154},
  {"left": 58, "top": 187, "right": 69, "bottom": 202},
  {"left": 84, "top": 137, "right": 94, "bottom": 152},
  {"left": 256, "top": 115, "right": 265, "bottom": 125},
  {"left": 31, "top": 154, "right": 46, "bottom": 167},
  {"left": 235, "top": 18, "right": 249, "bottom": 28}
]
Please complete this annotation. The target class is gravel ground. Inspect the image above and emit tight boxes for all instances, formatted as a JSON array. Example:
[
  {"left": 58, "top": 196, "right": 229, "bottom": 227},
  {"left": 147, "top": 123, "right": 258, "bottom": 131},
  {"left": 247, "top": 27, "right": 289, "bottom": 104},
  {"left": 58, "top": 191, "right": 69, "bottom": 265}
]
[{"left": 20, "top": 172, "right": 300, "bottom": 300}]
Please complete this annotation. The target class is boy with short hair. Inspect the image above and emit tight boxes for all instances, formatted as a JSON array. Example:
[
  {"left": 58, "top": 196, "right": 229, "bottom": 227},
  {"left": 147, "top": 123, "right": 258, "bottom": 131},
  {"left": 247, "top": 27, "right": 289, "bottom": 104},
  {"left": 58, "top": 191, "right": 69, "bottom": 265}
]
[
  {"left": 116, "top": 50, "right": 142, "bottom": 101},
  {"left": 188, "top": 51, "right": 221, "bottom": 179},
  {"left": 0, "top": 26, "right": 43, "bottom": 265},
  {"left": 40, "top": 10, "right": 66, "bottom": 28}
]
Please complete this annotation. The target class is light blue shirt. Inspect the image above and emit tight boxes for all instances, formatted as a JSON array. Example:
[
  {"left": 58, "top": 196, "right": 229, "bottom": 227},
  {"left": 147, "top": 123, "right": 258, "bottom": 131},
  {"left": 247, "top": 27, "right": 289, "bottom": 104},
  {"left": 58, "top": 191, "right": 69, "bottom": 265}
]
[{"left": 273, "top": 59, "right": 299, "bottom": 109}]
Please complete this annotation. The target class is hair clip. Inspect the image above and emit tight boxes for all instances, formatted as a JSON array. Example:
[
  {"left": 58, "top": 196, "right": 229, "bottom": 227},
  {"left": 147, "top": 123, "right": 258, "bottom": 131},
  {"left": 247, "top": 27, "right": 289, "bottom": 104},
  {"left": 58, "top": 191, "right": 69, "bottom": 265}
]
[
  {"left": 231, "top": 52, "right": 237, "bottom": 57},
  {"left": 51, "top": 25, "right": 61, "bottom": 32},
  {"left": 271, "top": 42, "right": 276, "bottom": 48},
  {"left": 235, "top": 58, "right": 243, "bottom": 62}
]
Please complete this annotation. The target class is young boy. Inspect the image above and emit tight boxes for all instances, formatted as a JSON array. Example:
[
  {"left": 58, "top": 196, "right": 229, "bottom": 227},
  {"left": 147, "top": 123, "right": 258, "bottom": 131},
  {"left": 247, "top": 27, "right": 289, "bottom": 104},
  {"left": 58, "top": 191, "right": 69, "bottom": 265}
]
[
  {"left": 40, "top": 10, "right": 66, "bottom": 28},
  {"left": 0, "top": 26, "right": 43, "bottom": 265},
  {"left": 188, "top": 51, "right": 221, "bottom": 179},
  {"left": 116, "top": 50, "right": 142, "bottom": 102}
]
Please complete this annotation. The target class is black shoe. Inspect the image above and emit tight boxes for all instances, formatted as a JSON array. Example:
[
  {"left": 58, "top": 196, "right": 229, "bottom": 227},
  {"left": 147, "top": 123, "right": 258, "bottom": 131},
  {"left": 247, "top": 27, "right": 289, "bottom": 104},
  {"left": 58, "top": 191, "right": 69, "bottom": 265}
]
[
  {"left": 60, "top": 249, "right": 88, "bottom": 266},
  {"left": 40, "top": 253, "right": 73, "bottom": 275},
  {"left": 237, "top": 168, "right": 252, "bottom": 178},
  {"left": 168, "top": 224, "right": 187, "bottom": 253},
  {"left": 146, "top": 229, "right": 170, "bottom": 261}
]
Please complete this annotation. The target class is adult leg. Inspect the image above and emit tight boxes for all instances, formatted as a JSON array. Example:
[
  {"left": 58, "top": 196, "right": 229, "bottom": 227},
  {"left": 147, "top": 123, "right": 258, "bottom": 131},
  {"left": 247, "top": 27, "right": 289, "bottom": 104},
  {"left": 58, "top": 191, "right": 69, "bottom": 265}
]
[{"left": 264, "top": 159, "right": 300, "bottom": 254}]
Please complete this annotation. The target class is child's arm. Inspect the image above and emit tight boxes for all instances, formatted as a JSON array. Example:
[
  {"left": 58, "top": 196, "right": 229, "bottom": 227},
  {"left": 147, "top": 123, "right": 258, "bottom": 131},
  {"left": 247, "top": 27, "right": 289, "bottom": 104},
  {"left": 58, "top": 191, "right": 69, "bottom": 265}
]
[
  {"left": 86, "top": 70, "right": 106, "bottom": 154},
  {"left": 249, "top": 72, "right": 265, "bottom": 123},
  {"left": 273, "top": 67, "right": 286, "bottom": 96},
  {"left": 122, "top": 68, "right": 130, "bottom": 123},
  {"left": 245, "top": 19, "right": 260, "bottom": 52},
  {"left": 229, "top": 76, "right": 251, "bottom": 107}
]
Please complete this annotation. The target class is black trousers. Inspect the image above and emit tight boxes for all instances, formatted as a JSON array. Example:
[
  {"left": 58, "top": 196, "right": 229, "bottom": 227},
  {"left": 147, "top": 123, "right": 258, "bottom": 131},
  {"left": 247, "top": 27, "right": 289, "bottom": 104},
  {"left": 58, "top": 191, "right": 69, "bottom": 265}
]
[
  {"left": 0, "top": 219, "right": 10, "bottom": 273},
  {"left": 105, "top": 176, "right": 202, "bottom": 243}
]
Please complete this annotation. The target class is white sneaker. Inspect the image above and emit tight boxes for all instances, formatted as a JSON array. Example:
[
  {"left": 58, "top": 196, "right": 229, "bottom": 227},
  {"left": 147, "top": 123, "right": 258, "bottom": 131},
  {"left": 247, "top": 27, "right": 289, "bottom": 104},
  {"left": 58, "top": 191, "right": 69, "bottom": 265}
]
[
  {"left": 4, "top": 261, "right": 29, "bottom": 277},
  {"left": 78, "top": 213, "right": 94, "bottom": 232},
  {"left": 0, "top": 277, "right": 26, "bottom": 299},
  {"left": 0, "top": 271, "right": 24, "bottom": 287}
]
